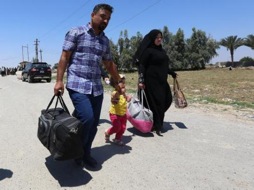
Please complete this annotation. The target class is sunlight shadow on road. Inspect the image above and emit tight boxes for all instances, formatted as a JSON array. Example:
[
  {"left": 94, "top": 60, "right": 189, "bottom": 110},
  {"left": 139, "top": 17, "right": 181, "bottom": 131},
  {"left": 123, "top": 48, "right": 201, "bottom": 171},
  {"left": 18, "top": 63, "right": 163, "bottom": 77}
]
[
  {"left": 92, "top": 141, "right": 132, "bottom": 166},
  {"left": 174, "top": 122, "right": 188, "bottom": 129},
  {"left": 162, "top": 121, "right": 188, "bottom": 133},
  {"left": 45, "top": 156, "right": 92, "bottom": 187},
  {"left": 0, "top": 168, "right": 13, "bottom": 181},
  {"left": 98, "top": 118, "right": 111, "bottom": 125},
  {"left": 127, "top": 127, "right": 154, "bottom": 137}
]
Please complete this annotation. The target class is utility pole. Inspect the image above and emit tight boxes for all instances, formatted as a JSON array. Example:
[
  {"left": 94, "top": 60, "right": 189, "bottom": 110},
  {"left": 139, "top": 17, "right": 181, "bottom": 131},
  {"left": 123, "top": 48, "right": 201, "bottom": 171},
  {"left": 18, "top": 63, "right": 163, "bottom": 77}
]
[
  {"left": 26, "top": 44, "right": 29, "bottom": 62},
  {"left": 34, "top": 38, "right": 40, "bottom": 62},
  {"left": 22, "top": 46, "right": 25, "bottom": 62},
  {"left": 22, "top": 45, "right": 29, "bottom": 62},
  {"left": 39, "top": 49, "right": 43, "bottom": 62}
]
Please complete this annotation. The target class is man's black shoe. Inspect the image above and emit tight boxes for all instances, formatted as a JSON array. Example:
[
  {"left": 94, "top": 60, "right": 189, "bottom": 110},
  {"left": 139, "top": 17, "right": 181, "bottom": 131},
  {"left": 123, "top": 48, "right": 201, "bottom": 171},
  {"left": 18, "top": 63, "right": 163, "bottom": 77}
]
[
  {"left": 74, "top": 158, "right": 84, "bottom": 166},
  {"left": 83, "top": 155, "right": 97, "bottom": 168}
]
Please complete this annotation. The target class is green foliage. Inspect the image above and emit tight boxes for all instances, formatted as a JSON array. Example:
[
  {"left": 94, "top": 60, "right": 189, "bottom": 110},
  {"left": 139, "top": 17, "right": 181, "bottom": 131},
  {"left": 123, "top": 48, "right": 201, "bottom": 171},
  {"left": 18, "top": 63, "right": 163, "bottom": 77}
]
[
  {"left": 244, "top": 34, "right": 254, "bottom": 50},
  {"left": 101, "top": 69, "right": 254, "bottom": 110},
  {"left": 220, "top": 35, "right": 244, "bottom": 67},
  {"left": 52, "top": 63, "right": 58, "bottom": 70},
  {"left": 185, "top": 28, "right": 219, "bottom": 69},
  {"left": 239, "top": 56, "right": 254, "bottom": 63},
  {"left": 109, "top": 27, "right": 252, "bottom": 71},
  {"left": 109, "top": 40, "right": 119, "bottom": 67},
  {"left": 166, "top": 28, "right": 185, "bottom": 70}
]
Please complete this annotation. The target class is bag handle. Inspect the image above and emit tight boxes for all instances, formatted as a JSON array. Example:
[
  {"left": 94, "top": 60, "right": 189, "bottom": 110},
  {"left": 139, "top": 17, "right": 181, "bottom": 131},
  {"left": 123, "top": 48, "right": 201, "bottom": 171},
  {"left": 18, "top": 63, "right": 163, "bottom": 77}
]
[
  {"left": 45, "top": 94, "right": 57, "bottom": 111},
  {"left": 58, "top": 94, "right": 70, "bottom": 115},
  {"left": 139, "top": 89, "right": 151, "bottom": 110},
  {"left": 45, "top": 91, "right": 70, "bottom": 115},
  {"left": 173, "top": 78, "right": 181, "bottom": 91}
]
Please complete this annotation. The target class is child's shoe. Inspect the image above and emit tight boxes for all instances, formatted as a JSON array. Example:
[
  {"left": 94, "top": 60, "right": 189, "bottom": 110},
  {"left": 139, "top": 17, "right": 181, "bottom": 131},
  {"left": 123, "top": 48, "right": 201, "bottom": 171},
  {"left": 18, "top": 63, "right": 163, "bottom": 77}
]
[
  {"left": 105, "top": 130, "right": 110, "bottom": 143},
  {"left": 112, "top": 139, "right": 125, "bottom": 146}
]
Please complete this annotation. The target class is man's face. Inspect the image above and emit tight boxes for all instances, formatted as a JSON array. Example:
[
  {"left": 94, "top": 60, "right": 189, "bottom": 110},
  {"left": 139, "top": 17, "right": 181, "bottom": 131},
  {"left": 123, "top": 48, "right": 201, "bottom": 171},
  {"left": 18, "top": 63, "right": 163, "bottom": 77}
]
[{"left": 91, "top": 9, "right": 111, "bottom": 32}]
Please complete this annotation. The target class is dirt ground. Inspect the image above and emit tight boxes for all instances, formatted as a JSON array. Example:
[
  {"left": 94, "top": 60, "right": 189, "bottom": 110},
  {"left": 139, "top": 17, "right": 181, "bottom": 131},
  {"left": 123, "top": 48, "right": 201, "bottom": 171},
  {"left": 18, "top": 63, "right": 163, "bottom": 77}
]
[{"left": 0, "top": 75, "right": 254, "bottom": 190}]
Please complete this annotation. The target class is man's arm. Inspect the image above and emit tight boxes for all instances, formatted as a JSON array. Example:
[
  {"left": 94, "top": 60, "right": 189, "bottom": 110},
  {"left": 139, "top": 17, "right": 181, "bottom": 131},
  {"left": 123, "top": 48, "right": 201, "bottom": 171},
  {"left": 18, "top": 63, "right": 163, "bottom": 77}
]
[
  {"left": 103, "top": 61, "right": 121, "bottom": 83},
  {"left": 100, "top": 64, "right": 109, "bottom": 80},
  {"left": 54, "top": 50, "right": 72, "bottom": 95}
]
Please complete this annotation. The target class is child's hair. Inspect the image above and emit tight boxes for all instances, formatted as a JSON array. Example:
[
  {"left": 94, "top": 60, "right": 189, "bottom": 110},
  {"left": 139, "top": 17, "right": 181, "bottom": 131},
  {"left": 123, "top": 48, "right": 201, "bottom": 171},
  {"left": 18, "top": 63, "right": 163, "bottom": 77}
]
[
  {"left": 109, "top": 77, "right": 117, "bottom": 87},
  {"left": 109, "top": 74, "right": 125, "bottom": 88}
]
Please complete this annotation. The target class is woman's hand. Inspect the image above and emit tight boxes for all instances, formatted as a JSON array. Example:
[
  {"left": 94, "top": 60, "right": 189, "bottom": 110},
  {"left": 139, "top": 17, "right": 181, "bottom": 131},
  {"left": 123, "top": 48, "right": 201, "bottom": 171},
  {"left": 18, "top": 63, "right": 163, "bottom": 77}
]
[
  {"left": 138, "top": 83, "right": 145, "bottom": 89},
  {"left": 172, "top": 72, "right": 178, "bottom": 78}
]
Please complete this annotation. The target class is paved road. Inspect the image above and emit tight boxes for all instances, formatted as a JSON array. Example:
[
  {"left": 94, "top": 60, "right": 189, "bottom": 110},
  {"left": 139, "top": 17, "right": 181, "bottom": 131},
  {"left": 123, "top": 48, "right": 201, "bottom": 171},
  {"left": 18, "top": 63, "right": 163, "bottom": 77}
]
[{"left": 0, "top": 75, "right": 254, "bottom": 190}]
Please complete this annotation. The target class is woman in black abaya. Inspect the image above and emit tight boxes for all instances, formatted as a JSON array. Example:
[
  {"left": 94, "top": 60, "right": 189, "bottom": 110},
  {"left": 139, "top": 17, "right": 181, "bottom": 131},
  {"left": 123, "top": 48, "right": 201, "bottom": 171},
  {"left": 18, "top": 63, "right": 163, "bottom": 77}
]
[{"left": 134, "top": 29, "right": 177, "bottom": 136}]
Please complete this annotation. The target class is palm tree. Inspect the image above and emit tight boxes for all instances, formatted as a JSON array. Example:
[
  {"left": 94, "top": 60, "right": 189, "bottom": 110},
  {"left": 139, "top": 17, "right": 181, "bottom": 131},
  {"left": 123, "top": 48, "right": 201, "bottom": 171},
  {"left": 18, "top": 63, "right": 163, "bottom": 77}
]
[
  {"left": 220, "top": 35, "right": 244, "bottom": 67},
  {"left": 244, "top": 34, "right": 254, "bottom": 50}
]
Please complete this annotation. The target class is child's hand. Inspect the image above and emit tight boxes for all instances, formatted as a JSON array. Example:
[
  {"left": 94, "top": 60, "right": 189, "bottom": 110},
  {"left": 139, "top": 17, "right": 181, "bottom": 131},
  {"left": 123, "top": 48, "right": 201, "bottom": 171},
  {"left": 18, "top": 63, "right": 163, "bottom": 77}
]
[
  {"left": 111, "top": 91, "right": 120, "bottom": 104},
  {"left": 126, "top": 95, "right": 132, "bottom": 102},
  {"left": 111, "top": 98, "right": 119, "bottom": 104},
  {"left": 121, "top": 87, "right": 126, "bottom": 94}
]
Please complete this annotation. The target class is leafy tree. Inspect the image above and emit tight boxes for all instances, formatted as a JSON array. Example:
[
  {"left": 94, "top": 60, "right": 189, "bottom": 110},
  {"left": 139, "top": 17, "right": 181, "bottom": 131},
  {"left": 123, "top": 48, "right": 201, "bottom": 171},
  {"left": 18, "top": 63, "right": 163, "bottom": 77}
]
[
  {"left": 186, "top": 28, "right": 218, "bottom": 69},
  {"left": 161, "top": 26, "right": 175, "bottom": 67},
  {"left": 52, "top": 63, "right": 58, "bottom": 70},
  {"left": 117, "top": 30, "right": 134, "bottom": 71},
  {"left": 162, "top": 26, "right": 172, "bottom": 45},
  {"left": 239, "top": 56, "right": 254, "bottom": 67},
  {"left": 206, "top": 37, "right": 219, "bottom": 61},
  {"left": 129, "top": 32, "right": 143, "bottom": 68},
  {"left": 220, "top": 35, "right": 244, "bottom": 67},
  {"left": 244, "top": 34, "right": 254, "bottom": 50},
  {"left": 239, "top": 56, "right": 254, "bottom": 63},
  {"left": 171, "top": 28, "right": 186, "bottom": 69},
  {"left": 118, "top": 31, "right": 124, "bottom": 55},
  {"left": 109, "top": 40, "right": 119, "bottom": 67}
]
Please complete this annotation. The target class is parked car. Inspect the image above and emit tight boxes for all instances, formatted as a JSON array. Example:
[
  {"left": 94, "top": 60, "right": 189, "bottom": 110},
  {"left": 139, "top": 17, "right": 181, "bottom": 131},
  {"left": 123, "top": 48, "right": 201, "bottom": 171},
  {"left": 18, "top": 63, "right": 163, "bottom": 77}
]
[{"left": 22, "top": 62, "right": 51, "bottom": 83}]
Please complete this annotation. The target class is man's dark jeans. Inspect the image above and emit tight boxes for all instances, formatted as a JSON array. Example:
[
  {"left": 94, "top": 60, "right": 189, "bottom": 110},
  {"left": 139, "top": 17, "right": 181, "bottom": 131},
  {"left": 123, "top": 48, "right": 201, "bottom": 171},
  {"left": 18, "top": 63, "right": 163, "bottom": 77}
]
[{"left": 68, "top": 89, "right": 103, "bottom": 156}]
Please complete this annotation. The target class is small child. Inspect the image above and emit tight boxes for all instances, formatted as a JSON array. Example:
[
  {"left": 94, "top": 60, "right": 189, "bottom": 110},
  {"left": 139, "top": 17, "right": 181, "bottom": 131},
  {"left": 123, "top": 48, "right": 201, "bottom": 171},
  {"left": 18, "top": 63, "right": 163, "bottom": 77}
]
[{"left": 105, "top": 74, "right": 131, "bottom": 146}]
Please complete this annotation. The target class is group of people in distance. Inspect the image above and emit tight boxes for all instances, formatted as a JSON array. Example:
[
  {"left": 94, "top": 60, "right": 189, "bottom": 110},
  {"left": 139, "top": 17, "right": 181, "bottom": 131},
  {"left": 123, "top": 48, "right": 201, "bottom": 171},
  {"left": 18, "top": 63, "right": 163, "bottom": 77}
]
[{"left": 53, "top": 3, "right": 177, "bottom": 168}]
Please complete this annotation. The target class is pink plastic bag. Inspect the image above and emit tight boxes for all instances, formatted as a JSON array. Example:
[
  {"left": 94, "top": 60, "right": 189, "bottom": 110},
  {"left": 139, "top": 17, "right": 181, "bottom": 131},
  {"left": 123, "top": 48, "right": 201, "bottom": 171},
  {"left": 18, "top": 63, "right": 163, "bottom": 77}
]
[{"left": 126, "top": 90, "right": 153, "bottom": 133}]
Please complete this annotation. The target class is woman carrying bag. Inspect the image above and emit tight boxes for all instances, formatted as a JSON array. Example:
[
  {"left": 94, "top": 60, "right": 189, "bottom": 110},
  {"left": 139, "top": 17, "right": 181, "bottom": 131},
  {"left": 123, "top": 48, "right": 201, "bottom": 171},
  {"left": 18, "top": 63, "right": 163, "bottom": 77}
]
[{"left": 134, "top": 29, "right": 177, "bottom": 136}]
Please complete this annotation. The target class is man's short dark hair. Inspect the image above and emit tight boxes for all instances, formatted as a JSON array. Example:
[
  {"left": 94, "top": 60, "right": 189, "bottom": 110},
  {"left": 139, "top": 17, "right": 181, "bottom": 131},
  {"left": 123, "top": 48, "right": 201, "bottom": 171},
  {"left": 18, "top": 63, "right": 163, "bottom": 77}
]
[{"left": 93, "top": 4, "right": 113, "bottom": 13}]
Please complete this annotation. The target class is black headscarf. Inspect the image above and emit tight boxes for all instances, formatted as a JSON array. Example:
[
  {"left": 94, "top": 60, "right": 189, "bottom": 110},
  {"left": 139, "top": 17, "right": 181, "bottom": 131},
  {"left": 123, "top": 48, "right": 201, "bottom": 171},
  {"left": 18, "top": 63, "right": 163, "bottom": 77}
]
[{"left": 133, "top": 29, "right": 163, "bottom": 64}]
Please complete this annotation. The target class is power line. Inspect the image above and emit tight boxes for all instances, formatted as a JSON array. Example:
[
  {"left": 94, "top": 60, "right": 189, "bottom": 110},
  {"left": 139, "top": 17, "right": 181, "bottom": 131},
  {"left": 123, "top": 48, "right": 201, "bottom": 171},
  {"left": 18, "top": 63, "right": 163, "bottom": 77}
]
[
  {"left": 40, "top": 0, "right": 92, "bottom": 40},
  {"left": 108, "top": 0, "right": 162, "bottom": 33},
  {"left": 41, "top": 0, "right": 162, "bottom": 39}
]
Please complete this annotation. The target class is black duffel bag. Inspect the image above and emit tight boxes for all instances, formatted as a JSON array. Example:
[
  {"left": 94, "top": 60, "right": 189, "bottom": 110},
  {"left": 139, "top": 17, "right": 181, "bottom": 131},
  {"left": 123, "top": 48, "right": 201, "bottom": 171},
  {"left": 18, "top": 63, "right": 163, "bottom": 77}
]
[{"left": 38, "top": 92, "right": 84, "bottom": 161}]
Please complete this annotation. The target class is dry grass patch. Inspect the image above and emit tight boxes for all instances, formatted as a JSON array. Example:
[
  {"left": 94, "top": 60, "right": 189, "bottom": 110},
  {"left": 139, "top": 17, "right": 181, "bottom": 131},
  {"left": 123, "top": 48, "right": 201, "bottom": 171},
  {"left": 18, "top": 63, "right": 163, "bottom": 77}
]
[
  {"left": 172, "top": 68, "right": 254, "bottom": 109},
  {"left": 104, "top": 67, "right": 254, "bottom": 110},
  {"left": 55, "top": 67, "right": 254, "bottom": 110}
]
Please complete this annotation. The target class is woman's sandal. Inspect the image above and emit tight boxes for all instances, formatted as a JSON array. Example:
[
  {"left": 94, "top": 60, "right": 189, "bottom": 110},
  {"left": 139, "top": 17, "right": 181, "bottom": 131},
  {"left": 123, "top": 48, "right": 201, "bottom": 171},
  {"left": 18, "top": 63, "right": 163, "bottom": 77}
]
[
  {"left": 112, "top": 139, "right": 125, "bottom": 146},
  {"left": 105, "top": 130, "right": 110, "bottom": 142}
]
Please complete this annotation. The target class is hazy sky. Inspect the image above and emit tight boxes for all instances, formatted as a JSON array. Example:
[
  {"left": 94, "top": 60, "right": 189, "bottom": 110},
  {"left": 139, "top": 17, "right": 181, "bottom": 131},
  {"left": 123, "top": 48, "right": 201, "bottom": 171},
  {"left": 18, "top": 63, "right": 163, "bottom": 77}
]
[{"left": 1, "top": 0, "right": 253, "bottom": 67}]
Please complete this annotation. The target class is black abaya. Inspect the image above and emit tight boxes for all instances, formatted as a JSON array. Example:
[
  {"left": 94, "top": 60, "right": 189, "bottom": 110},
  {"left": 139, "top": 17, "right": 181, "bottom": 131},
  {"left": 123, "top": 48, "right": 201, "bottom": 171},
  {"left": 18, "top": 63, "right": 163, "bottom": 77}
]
[{"left": 138, "top": 47, "right": 174, "bottom": 131}]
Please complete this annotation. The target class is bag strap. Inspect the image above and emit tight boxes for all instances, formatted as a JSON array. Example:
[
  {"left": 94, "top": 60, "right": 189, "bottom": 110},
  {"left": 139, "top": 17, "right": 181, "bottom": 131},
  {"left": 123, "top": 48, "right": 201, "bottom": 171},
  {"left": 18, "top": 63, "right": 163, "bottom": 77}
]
[
  {"left": 140, "top": 89, "right": 151, "bottom": 110},
  {"left": 173, "top": 78, "right": 181, "bottom": 91},
  {"left": 45, "top": 91, "right": 70, "bottom": 115},
  {"left": 46, "top": 94, "right": 57, "bottom": 111},
  {"left": 57, "top": 93, "right": 70, "bottom": 115}
]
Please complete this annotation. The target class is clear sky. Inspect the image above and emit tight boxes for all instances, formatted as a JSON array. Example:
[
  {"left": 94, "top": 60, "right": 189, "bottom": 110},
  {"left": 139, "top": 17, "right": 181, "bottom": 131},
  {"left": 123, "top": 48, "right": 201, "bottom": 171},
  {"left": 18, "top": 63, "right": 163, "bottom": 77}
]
[{"left": 1, "top": 0, "right": 253, "bottom": 68}]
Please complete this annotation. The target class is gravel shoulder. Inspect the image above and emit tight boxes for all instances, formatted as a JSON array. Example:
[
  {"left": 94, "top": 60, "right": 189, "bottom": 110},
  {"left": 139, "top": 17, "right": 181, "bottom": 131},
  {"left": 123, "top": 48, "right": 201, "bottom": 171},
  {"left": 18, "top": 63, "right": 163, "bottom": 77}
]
[{"left": 0, "top": 75, "right": 254, "bottom": 190}]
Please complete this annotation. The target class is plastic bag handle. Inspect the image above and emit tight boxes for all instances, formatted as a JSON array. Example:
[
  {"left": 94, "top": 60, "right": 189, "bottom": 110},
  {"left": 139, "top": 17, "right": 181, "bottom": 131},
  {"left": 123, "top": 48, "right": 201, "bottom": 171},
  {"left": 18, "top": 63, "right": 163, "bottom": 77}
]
[{"left": 138, "top": 89, "right": 151, "bottom": 110}]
